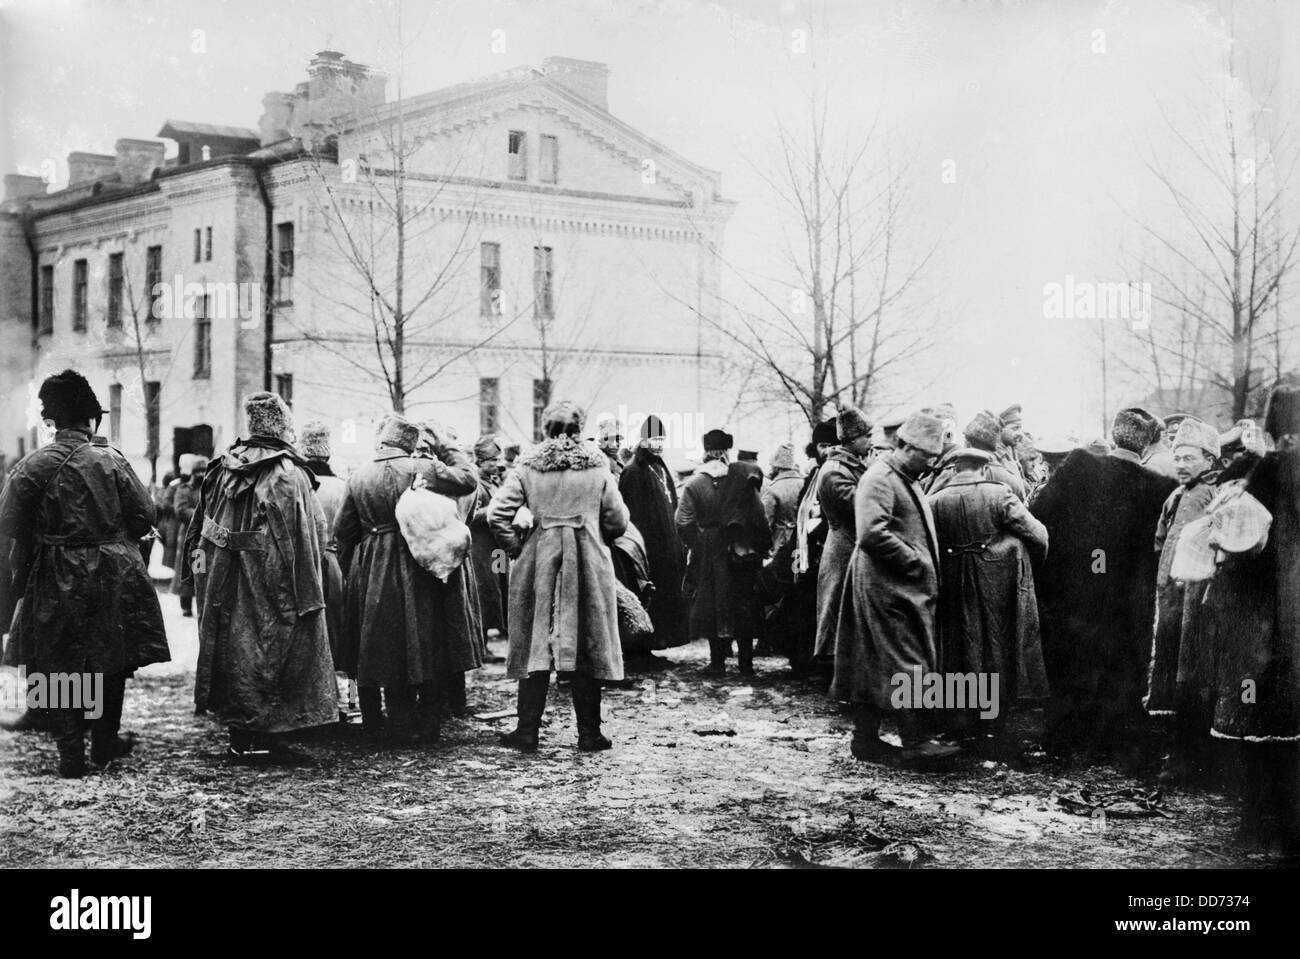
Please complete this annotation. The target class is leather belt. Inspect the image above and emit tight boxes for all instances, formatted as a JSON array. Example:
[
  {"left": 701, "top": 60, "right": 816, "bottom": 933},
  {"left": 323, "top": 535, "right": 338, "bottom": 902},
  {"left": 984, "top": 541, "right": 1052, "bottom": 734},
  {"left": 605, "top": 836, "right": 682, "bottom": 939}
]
[
  {"left": 33, "top": 532, "right": 127, "bottom": 548},
  {"left": 201, "top": 516, "right": 266, "bottom": 551},
  {"left": 365, "top": 522, "right": 399, "bottom": 536},
  {"left": 536, "top": 514, "right": 583, "bottom": 530},
  {"left": 945, "top": 541, "right": 989, "bottom": 556}
]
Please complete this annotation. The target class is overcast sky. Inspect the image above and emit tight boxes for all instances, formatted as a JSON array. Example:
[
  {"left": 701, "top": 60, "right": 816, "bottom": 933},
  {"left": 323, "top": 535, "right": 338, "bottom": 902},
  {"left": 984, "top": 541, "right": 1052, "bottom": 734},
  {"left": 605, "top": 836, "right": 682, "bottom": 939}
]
[{"left": 3, "top": 0, "right": 1293, "bottom": 440}]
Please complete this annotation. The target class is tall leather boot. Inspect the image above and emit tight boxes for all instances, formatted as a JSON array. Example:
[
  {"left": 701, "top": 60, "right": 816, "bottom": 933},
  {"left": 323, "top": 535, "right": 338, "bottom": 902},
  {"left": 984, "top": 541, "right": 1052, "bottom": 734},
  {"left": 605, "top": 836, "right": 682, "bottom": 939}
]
[
  {"left": 573, "top": 674, "right": 612, "bottom": 752},
  {"left": 703, "top": 638, "right": 727, "bottom": 675},
  {"left": 737, "top": 637, "right": 755, "bottom": 676},
  {"left": 897, "top": 708, "right": 959, "bottom": 765},
  {"left": 359, "top": 686, "right": 385, "bottom": 746},
  {"left": 850, "top": 703, "right": 897, "bottom": 762},
  {"left": 385, "top": 685, "right": 418, "bottom": 746},
  {"left": 443, "top": 670, "right": 468, "bottom": 718},
  {"left": 55, "top": 708, "right": 88, "bottom": 779},
  {"left": 500, "top": 672, "right": 549, "bottom": 752},
  {"left": 90, "top": 672, "right": 135, "bottom": 767},
  {"left": 415, "top": 681, "right": 442, "bottom": 745}
]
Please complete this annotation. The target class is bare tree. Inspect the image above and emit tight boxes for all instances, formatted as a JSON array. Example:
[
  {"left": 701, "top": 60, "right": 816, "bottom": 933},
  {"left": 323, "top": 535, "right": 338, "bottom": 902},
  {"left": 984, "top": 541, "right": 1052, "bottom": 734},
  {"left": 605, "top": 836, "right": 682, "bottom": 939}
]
[
  {"left": 669, "top": 92, "right": 938, "bottom": 429},
  {"left": 1122, "top": 53, "right": 1300, "bottom": 421}
]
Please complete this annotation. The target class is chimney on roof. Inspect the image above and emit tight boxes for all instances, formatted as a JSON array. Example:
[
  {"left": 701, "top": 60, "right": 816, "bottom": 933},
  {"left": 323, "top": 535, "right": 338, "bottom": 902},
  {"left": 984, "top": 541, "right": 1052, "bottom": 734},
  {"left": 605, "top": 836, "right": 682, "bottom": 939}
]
[
  {"left": 115, "top": 139, "right": 166, "bottom": 185},
  {"left": 68, "top": 152, "right": 117, "bottom": 186},
  {"left": 541, "top": 57, "right": 609, "bottom": 111},
  {"left": 4, "top": 173, "right": 46, "bottom": 202}
]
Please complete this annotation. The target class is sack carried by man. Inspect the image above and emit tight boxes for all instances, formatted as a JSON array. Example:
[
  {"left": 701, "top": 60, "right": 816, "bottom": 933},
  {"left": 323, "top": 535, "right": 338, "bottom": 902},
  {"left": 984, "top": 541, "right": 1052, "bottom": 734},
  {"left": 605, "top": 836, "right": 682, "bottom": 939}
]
[
  {"left": 1170, "top": 480, "right": 1272, "bottom": 583},
  {"left": 615, "top": 578, "right": 654, "bottom": 640},
  {"left": 395, "top": 473, "right": 471, "bottom": 582}
]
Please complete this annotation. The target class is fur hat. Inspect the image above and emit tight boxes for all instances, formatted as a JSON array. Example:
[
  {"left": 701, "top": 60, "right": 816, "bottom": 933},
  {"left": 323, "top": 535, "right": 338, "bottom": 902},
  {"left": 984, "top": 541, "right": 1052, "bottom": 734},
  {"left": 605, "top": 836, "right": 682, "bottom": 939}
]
[
  {"left": 1087, "top": 436, "right": 1112, "bottom": 455},
  {"left": 1264, "top": 385, "right": 1300, "bottom": 440},
  {"left": 244, "top": 391, "right": 294, "bottom": 441},
  {"left": 1163, "top": 411, "right": 1193, "bottom": 430},
  {"left": 474, "top": 434, "right": 502, "bottom": 462},
  {"left": 376, "top": 412, "right": 419, "bottom": 453},
  {"left": 811, "top": 417, "right": 839, "bottom": 447},
  {"left": 1171, "top": 418, "right": 1220, "bottom": 459},
  {"left": 542, "top": 401, "right": 585, "bottom": 438},
  {"left": 897, "top": 411, "right": 946, "bottom": 456},
  {"left": 298, "top": 420, "right": 332, "bottom": 461},
  {"left": 964, "top": 410, "right": 1004, "bottom": 452},
  {"left": 1111, "top": 407, "right": 1160, "bottom": 454},
  {"left": 999, "top": 404, "right": 1023, "bottom": 426},
  {"left": 837, "top": 407, "right": 872, "bottom": 443},
  {"left": 879, "top": 413, "right": 906, "bottom": 434},
  {"left": 38, "top": 369, "right": 106, "bottom": 425},
  {"left": 639, "top": 414, "right": 666, "bottom": 440},
  {"left": 702, "top": 428, "right": 734, "bottom": 452},
  {"left": 771, "top": 442, "right": 796, "bottom": 471},
  {"left": 1035, "top": 436, "right": 1075, "bottom": 458}
]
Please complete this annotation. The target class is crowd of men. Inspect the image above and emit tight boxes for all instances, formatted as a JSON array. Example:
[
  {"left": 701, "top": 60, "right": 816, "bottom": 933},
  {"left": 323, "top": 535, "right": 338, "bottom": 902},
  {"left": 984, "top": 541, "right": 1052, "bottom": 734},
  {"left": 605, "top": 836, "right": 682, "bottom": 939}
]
[{"left": 0, "top": 368, "right": 1296, "bottom": 856}]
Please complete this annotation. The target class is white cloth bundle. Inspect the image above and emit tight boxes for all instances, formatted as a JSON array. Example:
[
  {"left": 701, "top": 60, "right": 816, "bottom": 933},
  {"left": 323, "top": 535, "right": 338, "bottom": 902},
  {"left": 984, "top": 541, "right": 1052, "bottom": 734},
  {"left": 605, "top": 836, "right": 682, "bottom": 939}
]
[{"left": 395, "top": 474, "right": 471, "bottom": 582}]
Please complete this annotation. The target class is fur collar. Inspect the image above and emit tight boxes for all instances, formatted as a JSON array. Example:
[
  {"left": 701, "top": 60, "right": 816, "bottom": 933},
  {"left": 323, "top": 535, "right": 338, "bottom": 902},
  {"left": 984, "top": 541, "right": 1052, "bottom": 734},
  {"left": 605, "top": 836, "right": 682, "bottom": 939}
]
[
  {"left": 522, "top": 436, "right": 608, "bottom": 472},
  {"left": 695, "top": 458, "right": 729, "bottom": 479}
]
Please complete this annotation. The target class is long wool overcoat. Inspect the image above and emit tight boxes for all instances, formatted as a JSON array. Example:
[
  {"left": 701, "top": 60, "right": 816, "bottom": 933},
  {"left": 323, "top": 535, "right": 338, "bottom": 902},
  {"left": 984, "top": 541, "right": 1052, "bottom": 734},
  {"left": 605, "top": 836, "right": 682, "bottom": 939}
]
[
  {"left": 813, "top": 449, "right": 870, "bottom": 660},
  {"left": 927, "top": 469, "right": 1050, "bottom": 704},
  {"left": 468, "top": 474, "right": 508, "bottom": 636},
  {"left": 307, "top": 463, "right": 349, "bottom": 674},
  {"left": 184, "top": 438, "right": 336, "bottom": 733},
  {"left": 488, "top": 437, "right": 629, "bottom": 680},
  {"left": 1030, "top": 449, "right": 1177, "bottom": 733},
  {"left": 334, "top": 445, "right": 483, "bottom": 689},
  {"left": 619, "top": 447, "right": 689, "bottom": 649},
  {"left": 1145, "top": 471, "right": 1218, "bottom": 714},
  {"left": 0, "top": 428, "right": 169, "bottom": 675},
  {"left": 831, "top": 456, "right": 941, "bottom": 707},
  {"left": 1185, "top": 450, "right": 1300, "bottom": 740}
]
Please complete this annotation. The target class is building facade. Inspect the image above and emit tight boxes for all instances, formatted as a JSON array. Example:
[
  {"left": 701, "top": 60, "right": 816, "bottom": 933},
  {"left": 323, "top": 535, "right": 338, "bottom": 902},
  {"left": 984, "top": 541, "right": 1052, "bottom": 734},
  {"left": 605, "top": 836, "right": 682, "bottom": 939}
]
[{"left": 0, "top": 53, "right": 735, "bottom": 482}]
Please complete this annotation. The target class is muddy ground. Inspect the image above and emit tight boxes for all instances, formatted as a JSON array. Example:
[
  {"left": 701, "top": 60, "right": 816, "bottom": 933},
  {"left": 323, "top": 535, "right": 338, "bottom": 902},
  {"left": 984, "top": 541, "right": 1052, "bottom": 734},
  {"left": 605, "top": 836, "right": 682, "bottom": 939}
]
[{"left": 1, "top": 590, "right": 1281, "bottom": 869}]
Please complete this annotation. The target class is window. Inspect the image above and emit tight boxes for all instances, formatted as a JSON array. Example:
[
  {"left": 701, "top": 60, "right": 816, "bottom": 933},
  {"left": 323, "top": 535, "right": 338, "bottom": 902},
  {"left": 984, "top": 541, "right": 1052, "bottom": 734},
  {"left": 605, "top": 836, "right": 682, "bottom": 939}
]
[
  {"left": 480, "top": 242, "right": 501, "bottom": 317},
  {"left": 533, "top": 246, "right": 554, "bottom": 318},
  {"left": 108, "top": 383, "right": 122, "bottom": 445},
  {"left": 275, "top": 373, "right": 294, "bottom": 408},
  {"left": 144, "top": 381, "right": 160, "bottom": 460},
  {"left": 72, "top": 259, "right": 88, "bottom": 332},
  {"left": 539, "top": 135, "right": 558, "bottom": 184},
  {"left": 107, "top": 253, "right": 124, "bottom": 328},
  {"left": 479, "top": 377, "right": 500, "bottom": 435},
  {"left": 204, "top": 226, "right": 212, "bottom": 262},
  {"left": 507, "top": 130, "right": 527, "bottom": 181},
  {"left": 193, "top": 228, "right": 201, "bottom": 263},
  {"left": 39, "top": 265, "right": 53, "bottom": 334},
  {"left": 145, "top": 245, "right": 162, "bottom": 322},
  {"left": 276, "top": 223, "right": 294, "bottom": 303},
  {"left": 193, "top": 295, "right": 211, "bottom": 378},
  {"left": 532, "top": 378, "right": 551, "bottom": 442}
]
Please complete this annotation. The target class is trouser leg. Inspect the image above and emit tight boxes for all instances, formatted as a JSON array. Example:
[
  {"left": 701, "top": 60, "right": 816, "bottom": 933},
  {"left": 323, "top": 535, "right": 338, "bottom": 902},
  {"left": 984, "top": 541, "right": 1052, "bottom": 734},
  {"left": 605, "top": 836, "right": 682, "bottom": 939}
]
[{"left": 416, "top": 680, "right": 442, "bottom": 743}]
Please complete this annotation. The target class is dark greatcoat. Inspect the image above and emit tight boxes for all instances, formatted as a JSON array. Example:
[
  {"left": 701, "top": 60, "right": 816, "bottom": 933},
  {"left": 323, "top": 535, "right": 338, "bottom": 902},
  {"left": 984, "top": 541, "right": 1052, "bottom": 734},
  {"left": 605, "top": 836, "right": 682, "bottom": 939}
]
[
  {"left": 813, "top": 449, "right": 870, "bottom": 660},
  {"left": 619, "top": 446, "right": 689, "bottom": 649},
  {"left": 487, "top": 437, "right": 629, "bottom": 680},
  {"left": 184, "top": 437, "right": 336, "bottom": 733},
  {"left": 334, "top": 444, "right": 483, "bottom": 690},
  {"left": 1145, "top": 470, "right": 1218, "bottom": 714},
  {"left": 307, "top": 461, "right": 349, "bottom": 675},
  {"left": 468, "top": 474, "right": 508, "bottom": 636},
  {"left": 1185, "top": 450, "right": 1300, "bottom": 741},
  {"left": 169, "top": 478, "right": 202, "bottom": 599},
  {"left": 156, "top": 481, "right": 179, "bottom": 569},
  {"left": 831, "top": 455, "right": 941, "bottom": 707},
  {"left": 1030, "top": 449, "right": 1177, "bottom": 745},
  {"left": 927, "top": 464, "right": 1050, "bottom": 704},
  {"left": 0, "top": 428, "right": 169, "bottom": 675}
]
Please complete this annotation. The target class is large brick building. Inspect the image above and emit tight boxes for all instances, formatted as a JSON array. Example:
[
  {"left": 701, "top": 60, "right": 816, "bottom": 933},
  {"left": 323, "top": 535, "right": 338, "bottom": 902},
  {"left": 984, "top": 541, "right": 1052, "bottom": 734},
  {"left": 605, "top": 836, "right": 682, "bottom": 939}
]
[{"left": 0, "top": 52, "right": 735, "bottom": 480}]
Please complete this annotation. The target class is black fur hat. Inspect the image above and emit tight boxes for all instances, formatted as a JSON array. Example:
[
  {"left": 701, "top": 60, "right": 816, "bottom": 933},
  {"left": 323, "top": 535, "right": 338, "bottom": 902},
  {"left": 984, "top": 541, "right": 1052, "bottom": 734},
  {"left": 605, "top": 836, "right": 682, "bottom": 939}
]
[
  {"left": 1112, "top": 407, "right": 1160, "bottom": 454},
  {"left": 38, "top": 369, "right": 106, "bottom": 425},
  {"left": 1264, "top": 385, "right": 1300, "bottom": 440}
]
